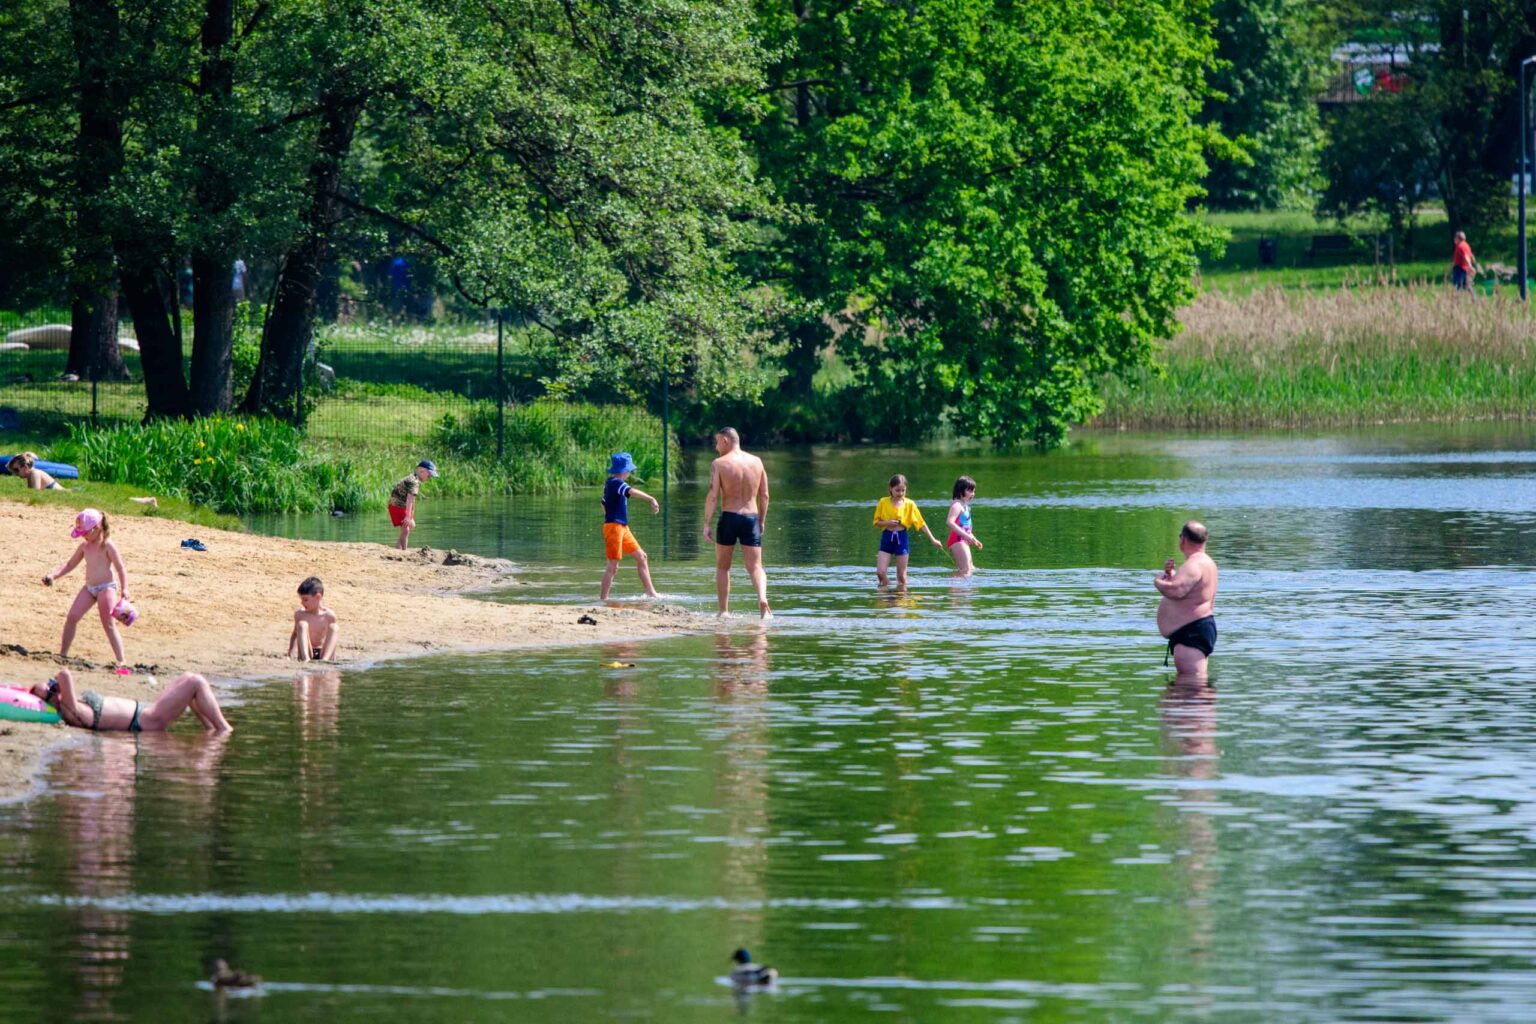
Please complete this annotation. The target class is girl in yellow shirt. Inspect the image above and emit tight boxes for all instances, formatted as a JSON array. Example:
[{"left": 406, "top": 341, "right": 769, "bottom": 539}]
[{"left": 873, "top": 474, "right": 944, "bottom": 589}]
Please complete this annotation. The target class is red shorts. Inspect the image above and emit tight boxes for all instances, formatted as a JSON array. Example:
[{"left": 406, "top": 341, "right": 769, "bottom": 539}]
[
  {"left": 389, "top": 504, "right": 410, "bottom": 527},
  {"left": 604, "top": 523, "right": 641, "bottom": 561}
]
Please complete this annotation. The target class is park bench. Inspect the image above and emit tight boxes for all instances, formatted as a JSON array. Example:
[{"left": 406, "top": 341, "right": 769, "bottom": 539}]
[{"left": 1304, "top": 234, "right": 1355, "bottom": 261}]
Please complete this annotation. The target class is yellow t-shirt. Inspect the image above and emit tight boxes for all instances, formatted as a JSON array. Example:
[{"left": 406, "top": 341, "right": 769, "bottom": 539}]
[{"left": 873, "top": 496, "right": 926, "bottom": 532}]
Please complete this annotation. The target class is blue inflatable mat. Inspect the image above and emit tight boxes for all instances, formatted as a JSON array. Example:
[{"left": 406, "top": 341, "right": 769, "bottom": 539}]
[{"left": 2, "top": 455, "right": 79, "bottom": 480}]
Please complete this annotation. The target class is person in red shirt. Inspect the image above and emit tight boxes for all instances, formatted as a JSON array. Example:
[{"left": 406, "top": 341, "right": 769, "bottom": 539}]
[{"left": 1450, "top": 231, "right": 1480, "bottom": 291}]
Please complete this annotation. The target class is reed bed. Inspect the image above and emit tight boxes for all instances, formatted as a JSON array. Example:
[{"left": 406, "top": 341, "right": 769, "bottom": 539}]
[{"left": 1098, "top": 283, "right": 1536, "bottom": 429}]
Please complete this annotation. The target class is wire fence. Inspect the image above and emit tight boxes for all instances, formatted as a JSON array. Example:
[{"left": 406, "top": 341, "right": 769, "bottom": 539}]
[
  {"left": 1, "top": 298, "right": 678, "bottom": 506},
  {"left": 0, "top": 303, "right": 529, "bottom": 456}
]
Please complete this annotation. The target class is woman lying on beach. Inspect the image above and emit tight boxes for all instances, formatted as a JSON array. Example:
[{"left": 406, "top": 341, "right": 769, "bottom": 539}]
[{"left": 30, "top": 668, "right": 232, "bottom": 733}]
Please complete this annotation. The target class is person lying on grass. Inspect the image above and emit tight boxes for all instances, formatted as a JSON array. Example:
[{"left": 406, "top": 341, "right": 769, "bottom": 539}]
[
  {"left": 287, "top": 576, "right": 339, "bottom": 662},
  {"left": 7, "top": 452, "right": 63, "bottom": 490},
  {"left": 31, "top": 668, "right": 232, "bottom": 733}
]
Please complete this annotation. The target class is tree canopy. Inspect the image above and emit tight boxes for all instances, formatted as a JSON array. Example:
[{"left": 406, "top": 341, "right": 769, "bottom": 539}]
[
  {"left": 744, "top": 0, "right": 1221, "bottom": 446},
  {"left": 1200, "top": 0, "right": 1331, "bottom": 209},
  {"left": 1, "top": 0, "right": 1233, "bottom": 448}
]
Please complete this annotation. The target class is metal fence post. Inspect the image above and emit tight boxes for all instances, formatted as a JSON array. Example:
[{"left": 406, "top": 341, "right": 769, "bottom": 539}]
[
  {"left": 661, "top": 354, "right": 669, "bottom": 560},
  {"left": 496, "top": 308, "right": 505, "bottom": 459}
]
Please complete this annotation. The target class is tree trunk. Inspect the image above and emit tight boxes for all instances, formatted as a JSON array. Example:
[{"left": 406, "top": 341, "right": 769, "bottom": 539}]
[
  {"left": 244, "top": 95, "right": 363, "bottom": 417},
  {"left": 119, "top": 263, "right": 190, "bottom": 419},
  {"left": 67, "top": 0, "right": 128, "bottom": 382},
  {"left": 188, "top": 0, "right": 237, "bottom": 415},
  {"left": 69, "top": 270, "right": 128, "bottom": 381},
  {"left": 315, "top": 241, "right": 342, "bottom": 325},
  {"left": 190, "top": 254, "right": 234, "bottom": 412}
]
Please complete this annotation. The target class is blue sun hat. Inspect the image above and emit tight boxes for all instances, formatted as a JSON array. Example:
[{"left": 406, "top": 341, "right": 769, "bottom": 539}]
[{"left": 608, "top": 452, "right": 637, "bottom": 476}]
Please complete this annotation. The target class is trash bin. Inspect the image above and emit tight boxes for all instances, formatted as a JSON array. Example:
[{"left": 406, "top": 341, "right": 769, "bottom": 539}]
[{"left": 1257, "top": 238, "right": 1278, "bottom": 266}]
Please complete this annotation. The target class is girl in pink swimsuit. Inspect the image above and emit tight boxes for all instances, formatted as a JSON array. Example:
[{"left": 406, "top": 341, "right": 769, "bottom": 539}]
[{"left": 946, "top": 476, "right": 983, "bottom": 577}]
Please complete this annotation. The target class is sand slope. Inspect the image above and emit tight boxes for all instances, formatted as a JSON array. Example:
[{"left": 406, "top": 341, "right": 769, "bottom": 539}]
[{"left": 0, "top": 500, "right": 697, "bottom": 800}]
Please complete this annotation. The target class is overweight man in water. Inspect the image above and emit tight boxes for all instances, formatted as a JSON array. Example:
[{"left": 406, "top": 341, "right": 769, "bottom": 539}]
[{"left": 1155, "top": 521, "right": 1219, "bottom": 680}]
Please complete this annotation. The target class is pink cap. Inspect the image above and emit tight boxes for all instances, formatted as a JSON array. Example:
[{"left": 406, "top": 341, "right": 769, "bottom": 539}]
[
  {"left": 112, "top": 598, "right": 138, "bottom": 627},
  {"left": 71, "top": 509, "right": 104, "bottom": 538}
]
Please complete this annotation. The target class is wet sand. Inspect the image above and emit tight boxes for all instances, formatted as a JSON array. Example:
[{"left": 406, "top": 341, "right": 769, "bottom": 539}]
[{"left": 0, "top": 500, "right": 698, "bottom": 801}]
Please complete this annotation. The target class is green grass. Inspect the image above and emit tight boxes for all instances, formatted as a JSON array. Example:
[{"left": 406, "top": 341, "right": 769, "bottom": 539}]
[
  {"left": 315, "top": 321, "right": 544, "bottom": 400},
  {"left": 1198, "top": 208, "right": 1524, "bottom": 295},
  {"left": 3, "top": 386, "right": 673, "bottom": 515},
  {"left": 53, "top": 416, "right": 371, "bottom": 515},
  {"left": 0, "top": 478, "right": 242, "bottom": 531}
]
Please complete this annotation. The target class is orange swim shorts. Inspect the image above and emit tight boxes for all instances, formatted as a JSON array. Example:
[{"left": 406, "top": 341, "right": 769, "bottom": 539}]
[{"left": 603, "top": 522, "right": 641, "bottom": 561}]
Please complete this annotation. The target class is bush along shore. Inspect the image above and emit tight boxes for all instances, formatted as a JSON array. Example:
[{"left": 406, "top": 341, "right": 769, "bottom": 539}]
[
  {"left": 49, "top": 401, "right": 675, "bottom": 516},
  {"left": 1097, "top": 284, "right": 1536, "bottom": 429}
]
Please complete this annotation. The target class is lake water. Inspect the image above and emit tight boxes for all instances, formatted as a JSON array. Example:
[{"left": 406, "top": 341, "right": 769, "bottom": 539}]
[{"left": 5, "top": 425, "right": 1536, "bottom": 1022}]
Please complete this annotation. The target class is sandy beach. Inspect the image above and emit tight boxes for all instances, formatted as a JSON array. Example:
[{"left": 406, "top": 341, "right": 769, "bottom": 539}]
[{"left": 0, "top": 500, "right": 698, "bottom": 801}]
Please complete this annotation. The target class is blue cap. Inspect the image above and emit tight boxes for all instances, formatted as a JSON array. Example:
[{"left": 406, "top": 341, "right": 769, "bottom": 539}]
[
  {"left": 418, "top": 459, "right": 439, "bottom": 477},
  {"left": 608, "top": 452, "right": 637, "bottom": 476}
]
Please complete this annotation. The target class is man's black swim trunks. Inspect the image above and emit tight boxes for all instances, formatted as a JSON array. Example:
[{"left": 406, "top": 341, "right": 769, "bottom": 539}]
[
  {"left": 1165, "top": 615, "right": 1217, "bottom": 665},
  {"left": 715, "top": 511, "right": 762, "bottom": 548}
]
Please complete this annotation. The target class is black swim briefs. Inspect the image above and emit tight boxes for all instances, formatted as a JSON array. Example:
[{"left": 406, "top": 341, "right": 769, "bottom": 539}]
[
  {"left": 715, "top": 511, "right": 762, "bottom": 548},
  {"left": 1164, "top": 615, "right": 1217, "bottom": 665}
]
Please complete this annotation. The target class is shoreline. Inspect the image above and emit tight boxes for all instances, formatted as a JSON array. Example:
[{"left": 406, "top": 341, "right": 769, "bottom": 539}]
[{"left": 0, "top": 499, "right": 703, "bottom": 802}]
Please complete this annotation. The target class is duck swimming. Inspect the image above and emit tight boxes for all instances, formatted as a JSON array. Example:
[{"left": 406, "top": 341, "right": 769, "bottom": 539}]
[
  {"left": 210, "top": 959, "right": 262, "bottom": 990},
  {"left": 730, "top": 948, "right": 778, "bottom": 987}
]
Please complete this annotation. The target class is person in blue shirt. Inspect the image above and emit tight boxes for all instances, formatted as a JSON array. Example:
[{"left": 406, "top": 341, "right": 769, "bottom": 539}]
[{"left": 601, "top": 452, "right": 661, "bottom": 600}]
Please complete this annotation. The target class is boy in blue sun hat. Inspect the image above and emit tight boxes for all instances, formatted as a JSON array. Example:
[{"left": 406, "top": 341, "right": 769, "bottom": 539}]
[{"left": 601, "top": 452, "right": 661, "bottom": 600}]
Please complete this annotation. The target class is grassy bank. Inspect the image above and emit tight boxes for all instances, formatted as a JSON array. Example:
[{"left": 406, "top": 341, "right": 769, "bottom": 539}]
[
  {"left": 1, "top": 478, "right": 241, "bottom": 531},
  {"left": 17, "top": 400, "right": 672, "bottom": 517},
  {"left": 1, "top": 312, "right": 672, "bottom": 515},
  {"left": 1098, "top": 284, "right": 1536, "bottom": 429}
]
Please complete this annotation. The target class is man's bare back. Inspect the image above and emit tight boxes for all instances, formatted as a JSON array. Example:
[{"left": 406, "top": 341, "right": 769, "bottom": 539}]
[{"left": 711, "top": 450, "right": 767, "bottom": 515}]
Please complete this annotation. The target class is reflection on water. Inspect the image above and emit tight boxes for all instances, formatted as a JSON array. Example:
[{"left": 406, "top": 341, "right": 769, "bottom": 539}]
[{"left": 5, "top": 426, "right": 1536, "bottom": 1021}]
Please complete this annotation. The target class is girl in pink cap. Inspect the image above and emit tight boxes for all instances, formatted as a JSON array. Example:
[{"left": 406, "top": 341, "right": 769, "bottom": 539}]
[{"left": 42, "top": 509, "right": 133, "bottom": 673}]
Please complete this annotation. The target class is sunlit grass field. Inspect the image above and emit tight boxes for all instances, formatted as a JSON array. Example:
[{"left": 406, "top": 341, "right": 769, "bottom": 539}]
[
  {"left": 1198, "top": 209, "right": 1524, "bottom": 295},
  {"left": 0, "top": 320, "right": 668, "bottom": 514}
]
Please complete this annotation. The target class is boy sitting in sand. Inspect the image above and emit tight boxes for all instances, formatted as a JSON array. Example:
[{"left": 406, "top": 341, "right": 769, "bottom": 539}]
[
  {"left": 388, "top": 459, "right": 438, "bottom": 550},
  {"left": 287, "top": 576, "right": 338, "bottom": 662}
]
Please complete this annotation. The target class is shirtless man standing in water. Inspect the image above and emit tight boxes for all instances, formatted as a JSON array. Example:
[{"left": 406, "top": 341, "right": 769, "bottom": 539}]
[
  {"left": 702, "top": 427, "right": 772, "bottom": 619},
  {"left": 1155, "top": 521, "right": 1219, "bottom": 679}
]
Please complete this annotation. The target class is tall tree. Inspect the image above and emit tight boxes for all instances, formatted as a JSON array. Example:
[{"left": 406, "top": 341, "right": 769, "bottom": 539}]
[
  {"left": 186, "top": 0, "right": 239, "bottom": 415},
  {"left": 243, "top": 0, "right": 778, "bottom": 418},
  {"left": 746, "top": 0, "right": 1221, "bottom": 447},
  {"left": 1331, "top": 0, "right": 1536, "bottom": 234},
  {"left": 1201, "top": 0, "right": 1332, "bottom": 209},
  {"left": 66, "top": 0, "right": 129, "bottom": 382}
]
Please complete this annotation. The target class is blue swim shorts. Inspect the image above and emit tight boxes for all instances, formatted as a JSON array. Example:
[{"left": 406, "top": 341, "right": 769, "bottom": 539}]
[{"left": 878, "top": 529, "right": 910, "bottom": 556}]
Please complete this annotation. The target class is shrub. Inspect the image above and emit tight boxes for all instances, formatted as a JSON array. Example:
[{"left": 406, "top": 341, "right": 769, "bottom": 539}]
[
  {"left": 57, "top": 417, "right": 365, "bottom": 515},
  {"left": 432, "top": 399, "right": 675, "bottom": 492}
]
